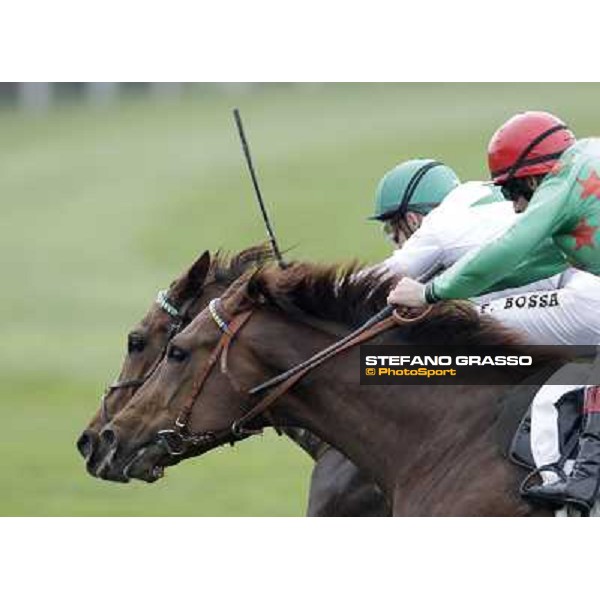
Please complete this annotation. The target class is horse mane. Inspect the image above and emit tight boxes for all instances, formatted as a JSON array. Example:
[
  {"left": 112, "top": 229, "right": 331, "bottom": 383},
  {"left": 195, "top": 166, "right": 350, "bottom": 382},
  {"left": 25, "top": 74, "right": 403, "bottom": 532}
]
[
  {"left": 248, "top": 262, "right": 563, "bottom": 357},
  {"left": 210, "top": 243, "right": 275, "bottom": 287},
  {"left": 249, "top": 261, "right": 392, "bottom": 328}
]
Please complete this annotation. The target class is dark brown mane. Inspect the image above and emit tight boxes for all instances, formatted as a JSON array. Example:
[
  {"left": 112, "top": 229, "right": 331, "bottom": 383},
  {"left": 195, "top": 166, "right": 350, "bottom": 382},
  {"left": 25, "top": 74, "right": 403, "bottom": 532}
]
[
  {"left": 249, "top": 261, "right": 392, "bottom": 328},
  {"left": 248, "top": 262, "right": 565, "bottom": 362},
  {"left": 210, "top": 243, "right": 275, "bottom": 287}
]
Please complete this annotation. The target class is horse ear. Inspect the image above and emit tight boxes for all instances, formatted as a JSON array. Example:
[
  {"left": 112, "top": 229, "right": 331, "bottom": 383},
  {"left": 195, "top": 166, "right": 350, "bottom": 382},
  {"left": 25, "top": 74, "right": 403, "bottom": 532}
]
[
  {"left": 246, "top": 269, "right": 268, "bottom": 304},
  {"left": 187, "top": 251, "right": 211, "bottom": 289},
  {"left": 167, "top": 251, "right": 212, "bottom": 306}
]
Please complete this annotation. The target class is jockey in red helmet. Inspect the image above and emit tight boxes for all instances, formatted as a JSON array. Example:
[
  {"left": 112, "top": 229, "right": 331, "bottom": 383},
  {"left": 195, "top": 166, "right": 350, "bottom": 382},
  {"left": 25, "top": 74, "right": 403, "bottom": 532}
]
[
  {"left": 387, "top": 111, "right": 600, "bottom": 514},
  {"left": 488, "top": 111, "right": 576, "bottom": 211}
]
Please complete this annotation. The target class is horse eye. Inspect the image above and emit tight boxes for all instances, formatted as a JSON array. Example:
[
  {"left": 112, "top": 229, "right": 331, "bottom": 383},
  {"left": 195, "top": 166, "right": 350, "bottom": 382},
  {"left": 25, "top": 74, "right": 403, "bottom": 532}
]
[
  {"left": 128, "top": 335, "right": 146, "bottom": 354},
  {"left": 168, "top": 345, "right": 189, "bottom": 363}
]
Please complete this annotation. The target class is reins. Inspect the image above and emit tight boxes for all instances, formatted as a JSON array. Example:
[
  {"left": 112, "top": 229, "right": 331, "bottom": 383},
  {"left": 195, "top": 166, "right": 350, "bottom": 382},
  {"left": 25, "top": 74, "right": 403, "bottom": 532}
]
[{"left": 234, "top": 305, "right": 432, "bottom": 435}]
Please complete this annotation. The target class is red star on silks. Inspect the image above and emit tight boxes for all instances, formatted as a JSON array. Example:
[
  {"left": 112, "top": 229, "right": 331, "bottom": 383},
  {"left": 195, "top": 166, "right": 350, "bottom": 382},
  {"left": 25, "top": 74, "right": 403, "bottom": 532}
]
[
  {"left": 571, "top": 218, "right": 599, "bottom": 251},
  {"left": 577, "top": 169, "right": 600, "bottom": 201},
  {"left": 550, "top": 161, "right": 563, "bottom": 176}
]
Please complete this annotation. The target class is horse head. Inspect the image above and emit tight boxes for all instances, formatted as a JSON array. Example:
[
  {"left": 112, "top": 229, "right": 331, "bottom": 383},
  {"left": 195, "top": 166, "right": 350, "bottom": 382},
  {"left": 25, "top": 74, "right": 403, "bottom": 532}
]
[
  {"left": 88, "top": 259, "right": 399, "bottom": 483},
  {"left": 77, "top": 244, "right": 274, "bottom": 479}
]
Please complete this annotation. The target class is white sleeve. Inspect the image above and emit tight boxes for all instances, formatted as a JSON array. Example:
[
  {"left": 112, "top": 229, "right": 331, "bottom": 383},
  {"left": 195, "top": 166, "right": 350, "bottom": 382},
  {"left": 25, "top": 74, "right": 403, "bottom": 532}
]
[{"left": 381, "top": 221, "right": 444, "bottom": 282}]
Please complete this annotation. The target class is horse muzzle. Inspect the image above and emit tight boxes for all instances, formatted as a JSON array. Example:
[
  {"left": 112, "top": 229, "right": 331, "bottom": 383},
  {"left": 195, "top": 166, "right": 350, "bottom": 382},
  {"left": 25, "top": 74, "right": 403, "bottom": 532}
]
[{"left": 76, "top": 429, "right": 97, "bottom": 462}]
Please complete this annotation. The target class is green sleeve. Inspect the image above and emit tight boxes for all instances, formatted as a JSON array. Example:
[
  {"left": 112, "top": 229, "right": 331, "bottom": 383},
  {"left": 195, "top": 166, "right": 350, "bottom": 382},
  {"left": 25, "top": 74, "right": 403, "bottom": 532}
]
[
  {"left": 483, "top": 240, "right": 568, "bottom": 294},
  {"left": 430, "top": 172, "right": 574, "bottom": 300}
]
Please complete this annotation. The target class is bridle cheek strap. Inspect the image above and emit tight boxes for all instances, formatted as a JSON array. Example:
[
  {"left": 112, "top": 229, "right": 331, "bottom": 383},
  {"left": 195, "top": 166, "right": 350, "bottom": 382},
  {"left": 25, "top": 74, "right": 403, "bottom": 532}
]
[{"left": 174, "top": 310, "right": 254, "bottom": 432}]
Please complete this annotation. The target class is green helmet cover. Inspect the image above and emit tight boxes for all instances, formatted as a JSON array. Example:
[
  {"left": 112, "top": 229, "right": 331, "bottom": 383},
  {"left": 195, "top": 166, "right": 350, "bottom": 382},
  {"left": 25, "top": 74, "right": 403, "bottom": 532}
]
[{"left": 370, "top": 159, "right": 460, "bottom": 220}]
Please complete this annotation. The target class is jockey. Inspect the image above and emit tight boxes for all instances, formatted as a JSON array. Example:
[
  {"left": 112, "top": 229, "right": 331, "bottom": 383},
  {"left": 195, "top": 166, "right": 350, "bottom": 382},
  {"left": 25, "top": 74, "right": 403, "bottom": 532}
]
[
  {"left": 387, "top": 111, "right": 600, "bottom": 513},
  {"left": 369, "top": 158, "right": 461, "bottom": 253}
]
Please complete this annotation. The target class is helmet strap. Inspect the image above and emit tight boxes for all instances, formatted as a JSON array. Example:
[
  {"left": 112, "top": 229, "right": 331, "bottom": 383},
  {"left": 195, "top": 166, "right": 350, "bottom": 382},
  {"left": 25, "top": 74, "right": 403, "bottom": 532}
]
[{"left": 397, "top": 161, "right": 443, "bottom": 217}]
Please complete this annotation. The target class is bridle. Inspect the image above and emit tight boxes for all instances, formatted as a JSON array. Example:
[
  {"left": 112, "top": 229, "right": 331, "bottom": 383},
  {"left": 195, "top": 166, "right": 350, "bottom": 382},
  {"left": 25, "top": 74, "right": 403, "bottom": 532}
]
[
  {"left": 156, "top": 299, "right": 255, "bottom": 455},
  {"left": 99, "top": 289, "right": 197, "bottom": 425},
  {"left": 156, "top": 297, "right": 433, "bottom": 457}
]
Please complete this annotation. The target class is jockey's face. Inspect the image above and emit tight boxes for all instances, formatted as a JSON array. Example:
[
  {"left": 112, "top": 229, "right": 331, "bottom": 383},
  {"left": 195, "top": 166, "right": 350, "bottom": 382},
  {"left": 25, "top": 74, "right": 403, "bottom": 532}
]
[
  {"left": 513, "top": 196, "right": 529, "bottom": 214},
  {"left": 383, "top": 211, "right": 424, "bottom": 248},
  {"left": 503, "top": 176, "right": 543, "bottom": 214}
]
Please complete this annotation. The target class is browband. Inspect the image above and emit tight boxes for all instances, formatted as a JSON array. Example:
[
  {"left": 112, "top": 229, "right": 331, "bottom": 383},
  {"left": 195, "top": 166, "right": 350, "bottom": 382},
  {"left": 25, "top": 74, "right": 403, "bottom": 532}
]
[{"left": 156, "top": 289, "right": 180, "bottom": 318}]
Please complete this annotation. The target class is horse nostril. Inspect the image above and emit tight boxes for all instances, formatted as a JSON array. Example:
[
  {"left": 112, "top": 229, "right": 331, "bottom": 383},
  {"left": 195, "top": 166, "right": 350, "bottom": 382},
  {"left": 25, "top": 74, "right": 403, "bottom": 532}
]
[
  {"left": 100, "top": 427, "right": 118, "bottom": 449},
  {"left": 76, "top": 431, "right": 95, "bottom": 460}
]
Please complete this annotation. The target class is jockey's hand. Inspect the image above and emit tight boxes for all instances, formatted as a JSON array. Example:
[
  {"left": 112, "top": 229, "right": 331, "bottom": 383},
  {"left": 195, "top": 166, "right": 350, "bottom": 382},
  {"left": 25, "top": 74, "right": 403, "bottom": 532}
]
[{"left": 387, "top": 277, "right": 427, "bottom": 308}]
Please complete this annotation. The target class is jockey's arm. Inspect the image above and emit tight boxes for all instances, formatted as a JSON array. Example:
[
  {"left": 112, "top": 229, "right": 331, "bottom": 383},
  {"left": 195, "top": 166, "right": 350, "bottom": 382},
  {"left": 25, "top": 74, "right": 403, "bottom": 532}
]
[
  {"left": 484, "top": 239, "right": 568, "bottom": 294},
  {"left": 382, "top": 216, "right": 444, "bottom": 281},
  {"left": 426, "top": 171, "right": 574, "bottom": 302}
]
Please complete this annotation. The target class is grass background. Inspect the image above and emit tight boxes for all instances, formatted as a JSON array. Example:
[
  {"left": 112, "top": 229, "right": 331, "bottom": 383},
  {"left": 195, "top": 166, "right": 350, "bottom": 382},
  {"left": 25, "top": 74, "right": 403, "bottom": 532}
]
[{"left": 2, "top": 83, "right": 600, "bottom": 515}]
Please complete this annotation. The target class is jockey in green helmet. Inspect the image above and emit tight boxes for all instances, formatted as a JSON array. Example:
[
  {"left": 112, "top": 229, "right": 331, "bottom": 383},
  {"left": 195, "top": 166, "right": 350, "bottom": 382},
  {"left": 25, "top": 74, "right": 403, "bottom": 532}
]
[{"left": 369, "top": 159, "right": 460, "bottom": 248}]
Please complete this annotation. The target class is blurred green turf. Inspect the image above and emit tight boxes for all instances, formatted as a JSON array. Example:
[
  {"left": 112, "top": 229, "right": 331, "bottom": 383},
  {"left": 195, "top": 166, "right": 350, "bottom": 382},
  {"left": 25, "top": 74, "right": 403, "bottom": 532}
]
[{"left": 2, "top": 83, "right": 600, "bottom": 515}]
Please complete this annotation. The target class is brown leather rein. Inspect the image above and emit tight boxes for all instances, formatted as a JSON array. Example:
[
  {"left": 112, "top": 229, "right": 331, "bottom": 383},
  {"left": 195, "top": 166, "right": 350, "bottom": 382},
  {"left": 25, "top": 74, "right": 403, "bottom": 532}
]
[{"left": 157, "top": 298, "right": 432, "bottom": 457}]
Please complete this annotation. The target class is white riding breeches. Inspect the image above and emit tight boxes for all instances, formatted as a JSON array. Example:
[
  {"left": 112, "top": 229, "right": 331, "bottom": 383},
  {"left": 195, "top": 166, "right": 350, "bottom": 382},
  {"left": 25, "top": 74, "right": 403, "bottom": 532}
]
[{"left": 475, "top": 269, "right": 600, "bottom": 346}]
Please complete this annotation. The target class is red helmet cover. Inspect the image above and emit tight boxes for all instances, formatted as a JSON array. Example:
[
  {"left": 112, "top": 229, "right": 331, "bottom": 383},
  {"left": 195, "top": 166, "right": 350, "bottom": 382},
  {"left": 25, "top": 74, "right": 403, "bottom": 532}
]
[{"left": 488, "top": 111, "right": 576, "bottom": 184}]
